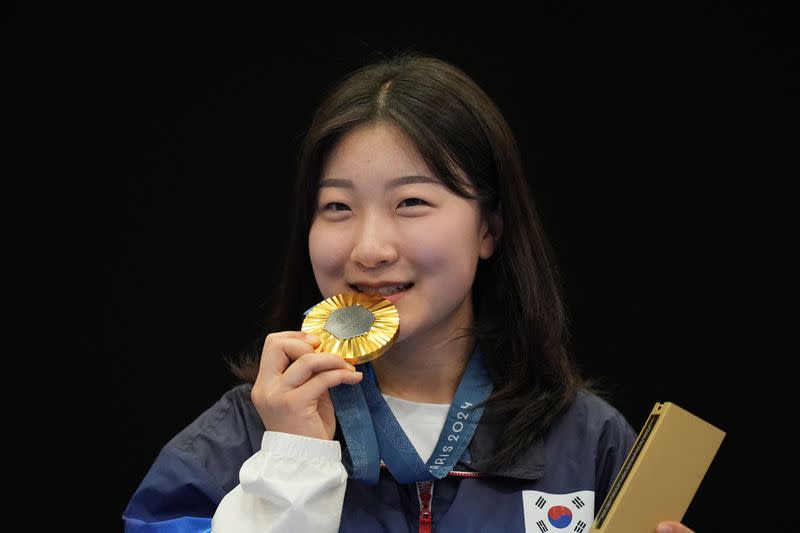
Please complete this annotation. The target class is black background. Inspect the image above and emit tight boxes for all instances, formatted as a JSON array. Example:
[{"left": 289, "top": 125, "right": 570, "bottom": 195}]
[{"left": 9, "top": 4, "right": 795, "bottom": 531}]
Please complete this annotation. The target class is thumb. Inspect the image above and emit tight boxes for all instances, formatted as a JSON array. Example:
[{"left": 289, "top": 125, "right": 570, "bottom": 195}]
[{"left": 656, "top": 522, "right": 694, "bottom": 533}]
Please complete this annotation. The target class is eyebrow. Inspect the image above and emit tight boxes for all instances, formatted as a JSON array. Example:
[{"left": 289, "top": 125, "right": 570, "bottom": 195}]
[{"left": 318, "top": 175, "right": 441, "bottom": 190}]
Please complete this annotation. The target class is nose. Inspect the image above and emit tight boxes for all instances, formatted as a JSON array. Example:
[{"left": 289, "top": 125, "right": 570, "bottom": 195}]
[{"left": 350, "top": 218, "right": 399, "bottom": 269}]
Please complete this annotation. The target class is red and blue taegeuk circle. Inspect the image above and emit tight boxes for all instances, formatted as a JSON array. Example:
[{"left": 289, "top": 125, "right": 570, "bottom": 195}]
[{"left": 547, "top": 505, "right": 573, "bottom": 528}]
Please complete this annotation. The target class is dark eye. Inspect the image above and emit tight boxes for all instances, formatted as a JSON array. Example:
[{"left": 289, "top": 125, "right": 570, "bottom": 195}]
[
  {"left": 324, "top": 202, "right": 351, "bottom": 211},
  {"left": 398, "top": 198, "right": 427, "bottom": 208}
]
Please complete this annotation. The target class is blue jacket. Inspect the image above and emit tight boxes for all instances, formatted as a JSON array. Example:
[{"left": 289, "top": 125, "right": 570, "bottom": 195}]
[{"left": 123, "top": 384, "right": 636, "bottom": 532}]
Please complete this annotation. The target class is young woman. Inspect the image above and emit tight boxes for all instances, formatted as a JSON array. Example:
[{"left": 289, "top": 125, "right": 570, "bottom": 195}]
[{"left": 124, "top": 53, "right": 695, "bottom": 533}]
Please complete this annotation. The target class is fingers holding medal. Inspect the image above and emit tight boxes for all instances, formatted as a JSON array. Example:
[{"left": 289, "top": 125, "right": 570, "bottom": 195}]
[{"left": 250, "top": 293, "right": 399, "bottom": 440}]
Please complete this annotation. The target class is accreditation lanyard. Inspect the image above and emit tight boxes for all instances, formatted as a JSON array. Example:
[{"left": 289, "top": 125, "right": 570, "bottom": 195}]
[{"left": 329, "top": 348, "right": 493, "bottom": 485}]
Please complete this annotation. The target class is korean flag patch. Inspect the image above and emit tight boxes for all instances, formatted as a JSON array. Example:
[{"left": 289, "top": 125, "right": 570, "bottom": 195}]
[{"left": 522, "top": 490, "right": 594, "bottom": 533}]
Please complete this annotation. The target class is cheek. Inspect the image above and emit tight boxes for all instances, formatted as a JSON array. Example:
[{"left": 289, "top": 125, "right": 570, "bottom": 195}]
[
  {"left": 405, "top": 225, "right": 480, "bottom": 288},
  {"left": 308, "top": 223, "right": 349, "bottom": 287}
]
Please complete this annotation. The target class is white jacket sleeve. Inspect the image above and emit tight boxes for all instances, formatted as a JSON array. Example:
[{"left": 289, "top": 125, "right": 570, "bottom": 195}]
[{"left": 212, "top": 431, "right": 348, "bottom": 533}]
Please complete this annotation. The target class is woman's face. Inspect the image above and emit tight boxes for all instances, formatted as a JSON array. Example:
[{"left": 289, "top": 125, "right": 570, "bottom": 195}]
[{"left": 308, "top": 123, "right": 496, "bottom": 347}]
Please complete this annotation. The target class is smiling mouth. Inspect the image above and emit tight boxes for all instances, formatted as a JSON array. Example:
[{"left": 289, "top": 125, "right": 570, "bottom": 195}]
[{"left": 350, "top": 283, "right": 414, "bottom": 297}]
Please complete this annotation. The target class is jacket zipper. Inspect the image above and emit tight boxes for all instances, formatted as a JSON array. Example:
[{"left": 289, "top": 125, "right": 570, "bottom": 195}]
[
  {"left": 447, "top": 469, "right": 485, "bottom": 478},
  {"left": 416, "top": 480, "right": 434, "bottom": 533},
  {"left": 381, "top": 463, "right": 485, "bottom": 478},
  {"left": 378, "top": 464, "right": 484, "bottom": 531}
]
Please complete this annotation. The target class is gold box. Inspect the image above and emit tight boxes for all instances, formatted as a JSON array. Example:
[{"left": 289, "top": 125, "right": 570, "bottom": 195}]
[{"left": 591, "top": 402, "right": 725, "bottom": 532}]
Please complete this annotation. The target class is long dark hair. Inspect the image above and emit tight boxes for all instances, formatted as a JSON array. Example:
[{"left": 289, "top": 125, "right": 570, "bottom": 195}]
[{"left": 232, "top": 52, "right": 582, "bottom": 471}]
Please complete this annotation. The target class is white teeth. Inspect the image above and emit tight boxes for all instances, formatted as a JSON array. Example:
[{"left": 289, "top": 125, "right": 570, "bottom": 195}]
[{"left": 354, "top": 283, "right": 412, "bottom": 296}]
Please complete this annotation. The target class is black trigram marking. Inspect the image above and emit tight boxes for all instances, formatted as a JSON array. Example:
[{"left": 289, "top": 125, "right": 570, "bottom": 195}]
[
  {"left": 535, "top": 496, "right": 547, "bottom": 509},
  {"left": 574, "top": 520, "right": 587, "bottom": 533},
  {"left": 536, "top": 519, "right": 549, "bottom": 533},
  {"left": 571, "top": 496, "right": 585, "bottom": 509}
]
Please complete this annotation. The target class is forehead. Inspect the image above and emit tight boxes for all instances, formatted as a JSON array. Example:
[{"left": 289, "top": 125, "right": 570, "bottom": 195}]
[{"left": 321, "top": 123, "right": 432, "bottom": 182}]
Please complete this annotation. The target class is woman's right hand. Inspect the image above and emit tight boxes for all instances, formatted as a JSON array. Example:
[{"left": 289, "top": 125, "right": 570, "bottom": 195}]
[{"left": 251, "top": 331, "right": 363, "bottom": 440}]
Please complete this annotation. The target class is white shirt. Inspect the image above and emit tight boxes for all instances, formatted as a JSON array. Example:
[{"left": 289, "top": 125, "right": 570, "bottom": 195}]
[{"left": 381, "top": 393, "right": 450, "bottom": 462}]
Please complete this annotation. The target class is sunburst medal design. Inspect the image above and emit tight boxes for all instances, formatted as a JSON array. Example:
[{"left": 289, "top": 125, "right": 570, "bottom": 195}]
[{"left": 301, "top": 292, "right": 400, "bottom": 364}]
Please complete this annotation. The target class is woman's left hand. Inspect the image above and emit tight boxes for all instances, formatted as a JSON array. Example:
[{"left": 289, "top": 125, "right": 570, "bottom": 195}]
[{"left": 656, "top": 522, "right": 694, "bottom": 533}]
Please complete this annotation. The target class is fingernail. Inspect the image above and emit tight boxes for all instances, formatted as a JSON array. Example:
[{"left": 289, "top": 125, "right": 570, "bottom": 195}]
[
  {"left": 305, "top": 334, "right": 320, "bottom": 344},
  {"left": 656, "top": 525, "right": 673, "bottom": 533}
]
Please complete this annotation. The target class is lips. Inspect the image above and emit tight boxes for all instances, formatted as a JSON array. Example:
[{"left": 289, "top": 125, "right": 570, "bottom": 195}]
[{"left": 350, "top": 282, "right": 414, "bottom": 297}]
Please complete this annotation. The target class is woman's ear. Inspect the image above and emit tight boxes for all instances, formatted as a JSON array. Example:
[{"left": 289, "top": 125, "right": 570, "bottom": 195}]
[{"left": 479, "top": 207, "right": 503, "bottom": 259}]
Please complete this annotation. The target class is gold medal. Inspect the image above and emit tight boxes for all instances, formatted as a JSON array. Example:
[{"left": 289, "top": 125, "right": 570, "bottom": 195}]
[{"left": 301, "top": 292, "right": 400, "bottom": 364}]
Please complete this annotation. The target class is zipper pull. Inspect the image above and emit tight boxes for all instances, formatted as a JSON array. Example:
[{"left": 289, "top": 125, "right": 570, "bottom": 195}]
[{"left": 416, "top": 480, "right": 434, "bottom": 533}]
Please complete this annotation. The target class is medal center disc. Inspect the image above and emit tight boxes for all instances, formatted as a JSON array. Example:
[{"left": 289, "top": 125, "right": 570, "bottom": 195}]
[{"left": 324, "top": 304, "right": 375, "bottom": 339}]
